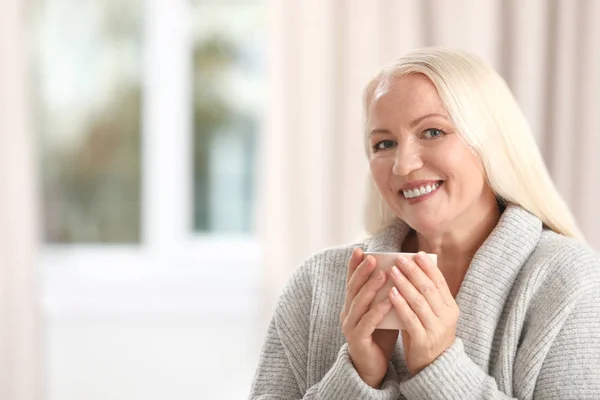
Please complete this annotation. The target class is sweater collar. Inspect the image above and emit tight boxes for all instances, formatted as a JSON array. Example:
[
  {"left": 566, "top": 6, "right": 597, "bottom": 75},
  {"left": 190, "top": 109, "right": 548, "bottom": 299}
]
[{"left": 365, "top": 204, "right": 542, "bottom": 369}]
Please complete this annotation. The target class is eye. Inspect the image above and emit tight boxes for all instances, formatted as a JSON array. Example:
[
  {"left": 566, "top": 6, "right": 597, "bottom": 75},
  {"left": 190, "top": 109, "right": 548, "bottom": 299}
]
[
  {"left": 372, "top": 140, "right": 396, "bottom": 152},
  {"left": 422, "top": 128, "right": 445, "bottom": 139}
]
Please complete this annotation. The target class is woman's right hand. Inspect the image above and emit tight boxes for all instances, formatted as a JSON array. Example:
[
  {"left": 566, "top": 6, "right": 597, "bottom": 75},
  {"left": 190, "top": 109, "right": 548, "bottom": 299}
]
[{"left": 340, "top": 248, "right": 400, "bottom": 388}]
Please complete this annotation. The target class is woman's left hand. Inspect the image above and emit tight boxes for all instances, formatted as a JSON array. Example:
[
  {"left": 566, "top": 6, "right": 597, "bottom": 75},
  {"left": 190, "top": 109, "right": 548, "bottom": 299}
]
[{"left": 387, "top": 251, "right": 460, "bottom": 376}]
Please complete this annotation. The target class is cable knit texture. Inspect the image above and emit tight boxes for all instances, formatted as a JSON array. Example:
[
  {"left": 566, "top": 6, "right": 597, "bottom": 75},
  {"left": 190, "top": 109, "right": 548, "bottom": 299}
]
[{"left": 249, "top": 205, "right": 600, "bottom": 399}]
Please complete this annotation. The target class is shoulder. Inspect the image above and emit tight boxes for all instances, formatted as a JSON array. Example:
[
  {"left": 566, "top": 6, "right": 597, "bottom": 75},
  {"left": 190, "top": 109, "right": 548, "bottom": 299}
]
[
  {"left": 523, "top": 230, "right": 600, "bottom": 306},
  {"left": 531, "top": 230, "right": 600, "bottom": 283}
]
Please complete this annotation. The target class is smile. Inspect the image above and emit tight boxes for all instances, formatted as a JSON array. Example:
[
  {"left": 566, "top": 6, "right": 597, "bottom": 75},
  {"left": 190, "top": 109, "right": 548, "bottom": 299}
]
[{"left": 400, "top": 181, "right": 443, "bottom": 199}]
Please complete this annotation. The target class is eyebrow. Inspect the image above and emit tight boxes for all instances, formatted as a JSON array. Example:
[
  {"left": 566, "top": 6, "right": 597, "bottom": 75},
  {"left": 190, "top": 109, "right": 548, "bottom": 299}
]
[
  {"left": 410, "top": 112, "right": 448, "bottom": 127},
  {"left": 369, "top": 113, "right": 448, "bottom": 136}
]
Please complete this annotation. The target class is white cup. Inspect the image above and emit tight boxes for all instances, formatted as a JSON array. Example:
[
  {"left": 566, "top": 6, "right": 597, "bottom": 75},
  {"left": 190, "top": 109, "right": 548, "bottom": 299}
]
[{"left": 364, "top": 252, "right": 438, "bottom": 330}]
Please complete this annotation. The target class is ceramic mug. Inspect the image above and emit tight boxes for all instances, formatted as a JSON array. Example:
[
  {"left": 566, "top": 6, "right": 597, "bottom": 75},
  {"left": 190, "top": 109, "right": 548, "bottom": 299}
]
[{"left": 364, "top": 252, "right": 438, "bottom": 330}]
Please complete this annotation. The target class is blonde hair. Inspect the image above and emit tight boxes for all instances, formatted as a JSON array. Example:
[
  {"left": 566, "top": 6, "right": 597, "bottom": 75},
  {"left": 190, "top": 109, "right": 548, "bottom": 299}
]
[{"left": 363, "top": 47, "right": 583, "bottom": 240}]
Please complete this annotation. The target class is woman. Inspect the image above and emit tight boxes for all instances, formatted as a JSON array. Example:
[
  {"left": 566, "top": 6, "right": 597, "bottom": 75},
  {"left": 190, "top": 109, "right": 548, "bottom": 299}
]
[{"left": 249, "top": 48, "right": 600, "bottom": 399}]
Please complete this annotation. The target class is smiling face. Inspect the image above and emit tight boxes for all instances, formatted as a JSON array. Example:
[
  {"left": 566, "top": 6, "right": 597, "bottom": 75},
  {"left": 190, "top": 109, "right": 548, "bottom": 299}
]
[{"left": 367, "top": 73, "right": 497, "bottom": 235}]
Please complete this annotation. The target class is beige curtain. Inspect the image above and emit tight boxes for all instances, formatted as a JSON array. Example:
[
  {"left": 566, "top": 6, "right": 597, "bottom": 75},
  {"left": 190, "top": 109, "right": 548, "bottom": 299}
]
[
  {"left": 258, "top": 0, "right": 600, "bottom": 313},
  {"left": 0, "top": 0, "right": 43, "bottom": 398}
]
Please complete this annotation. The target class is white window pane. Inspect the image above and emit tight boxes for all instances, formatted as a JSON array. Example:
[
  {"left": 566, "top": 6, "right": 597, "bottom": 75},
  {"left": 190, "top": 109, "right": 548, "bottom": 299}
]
[
  {"left": 30, "top": 0, "right": 143, "bottom": 243},
  {"left": 192, "top": 0, "right": 266, "bottom": 233}
]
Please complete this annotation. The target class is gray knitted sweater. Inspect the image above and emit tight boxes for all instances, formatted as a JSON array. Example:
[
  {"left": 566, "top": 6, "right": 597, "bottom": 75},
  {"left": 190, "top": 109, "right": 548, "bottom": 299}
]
[{"left": 249, "top": 205, "right": 600, "bottom": 399}]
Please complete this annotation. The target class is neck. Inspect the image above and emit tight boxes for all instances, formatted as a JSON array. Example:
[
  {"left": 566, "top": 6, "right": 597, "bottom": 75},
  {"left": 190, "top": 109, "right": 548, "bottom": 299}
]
[{"left": 405, "top": 197, "right": 502, "bottom": 296}]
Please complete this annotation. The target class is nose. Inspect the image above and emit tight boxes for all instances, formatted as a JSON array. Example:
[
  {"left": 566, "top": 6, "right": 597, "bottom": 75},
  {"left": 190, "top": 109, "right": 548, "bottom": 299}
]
[{"left": 392, "top": 143, "right": 424, "bottom": 176}]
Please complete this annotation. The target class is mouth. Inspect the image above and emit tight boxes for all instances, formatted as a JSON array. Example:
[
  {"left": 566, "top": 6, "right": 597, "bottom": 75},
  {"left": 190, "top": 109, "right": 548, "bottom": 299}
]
[{"left": 399, "top": 181, "right": 444, "bottom": 200}]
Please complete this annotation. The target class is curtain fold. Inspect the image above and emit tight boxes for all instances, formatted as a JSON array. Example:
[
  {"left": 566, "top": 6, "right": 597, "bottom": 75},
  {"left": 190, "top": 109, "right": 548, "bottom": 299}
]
[{"left": 0, "top": 0, "right": 43, "bottom": 398}]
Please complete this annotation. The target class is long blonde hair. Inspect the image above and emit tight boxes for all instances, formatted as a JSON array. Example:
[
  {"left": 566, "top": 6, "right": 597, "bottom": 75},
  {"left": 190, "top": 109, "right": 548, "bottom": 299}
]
[{"left": 363, "top": 47, "right": 583, "bottom": 240}]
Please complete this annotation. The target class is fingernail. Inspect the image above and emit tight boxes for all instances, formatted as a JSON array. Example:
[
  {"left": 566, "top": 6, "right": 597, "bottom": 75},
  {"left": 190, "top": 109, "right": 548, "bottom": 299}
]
[
  {"left": 417, "top": 251, "right": 426, "bottom": 260},
  {"left": 376, "top": 270, "right": 384, "bottom": 280},
  {"left": 397, "top": 257, "right": 407, "bottom": 265},
  {"left": 391, "top": 287, "right": 399, "bottom": 297},
  {"left": 391, "top": 266, "right": 400, "bottom": 275}
]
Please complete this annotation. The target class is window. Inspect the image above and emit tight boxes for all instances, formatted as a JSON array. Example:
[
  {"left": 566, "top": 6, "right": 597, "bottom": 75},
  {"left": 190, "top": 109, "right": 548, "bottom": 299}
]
[
  {"left": 31, "top": 0, "right": 143, "bottom": 243},
  {"left": 192, "top": 0, "right": 265, "bottom": 234},
  {"left": 33, "top": 0, "right": 265, "bottom": 246}
]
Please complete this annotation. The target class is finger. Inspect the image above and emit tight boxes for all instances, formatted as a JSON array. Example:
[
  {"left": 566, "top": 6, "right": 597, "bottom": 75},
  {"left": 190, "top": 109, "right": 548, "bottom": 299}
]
[
  {"left": 389, "top": 286, "right": 427, "bottom": 339},
  {"left": 341, "top": 248, "right": 364, "bottom": 322},
  {"left": 341, "top": 255, "right": 375, "bottom": 320},
  {"left": 346, "top": 248, "right": 364, "bottom": 285},
  {"left": 414, "top": 251, "right": 455, "bottom": 307},
  {"left": 345, "top": 269, "right": 388, "bottom": 329},
  {"left": 396, "top": 255, "right": 447, "bottom": 317},
  {"left": 346, "top": 255, "right": 376, "bottom": 300},
  {"left": 354, "top": 297, "right": 393, "bottom": 338},
  {"left": 389, "top": 264, "right": 439, "bottom": 330}
]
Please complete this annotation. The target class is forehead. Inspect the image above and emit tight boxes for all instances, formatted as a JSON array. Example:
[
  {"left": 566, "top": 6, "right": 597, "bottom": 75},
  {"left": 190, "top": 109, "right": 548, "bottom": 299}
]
[{"left": 368, "top": 74, "right": 448, "bottom": 125}]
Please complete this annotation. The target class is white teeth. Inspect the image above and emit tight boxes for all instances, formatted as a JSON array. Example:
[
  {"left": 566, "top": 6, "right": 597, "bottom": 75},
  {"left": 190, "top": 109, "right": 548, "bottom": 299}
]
[{"left": 401, "top": 182, "right": 441, "bottom": 199}]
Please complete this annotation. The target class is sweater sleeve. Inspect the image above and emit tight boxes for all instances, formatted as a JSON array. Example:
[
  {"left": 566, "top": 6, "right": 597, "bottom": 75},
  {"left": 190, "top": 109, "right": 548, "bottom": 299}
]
[
  {"left": 399, "top": 339, "right": 516, "bottom": 400},
  {"left": 399, "top": 284, "right": 600, "bottom": 400},
  {"left": 248, "top": 315, "right": 401, "bottom": 399},
  {"left": 248, "top": 261, "right": 401, "bottom": 399}
]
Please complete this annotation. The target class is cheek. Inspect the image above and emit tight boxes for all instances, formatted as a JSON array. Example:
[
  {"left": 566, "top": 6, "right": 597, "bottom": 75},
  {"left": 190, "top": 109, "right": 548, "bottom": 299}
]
[
  {"left": 444, "top": 152, "right": 486, "bottom": 193},
  {"left": 456, "top": 150, "right": 485, "bottom": 181},
  {"left": 434, "top": 140, "right": 483, "bottom": 183},
  {"left": 369, "top": 158, "right": 394, "bottom": 186}
]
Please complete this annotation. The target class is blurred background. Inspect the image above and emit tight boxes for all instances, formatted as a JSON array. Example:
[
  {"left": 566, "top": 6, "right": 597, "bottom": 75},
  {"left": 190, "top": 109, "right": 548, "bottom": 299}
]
[{"left": 1, "top": 0, "right": 599, "bottom": 399}]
